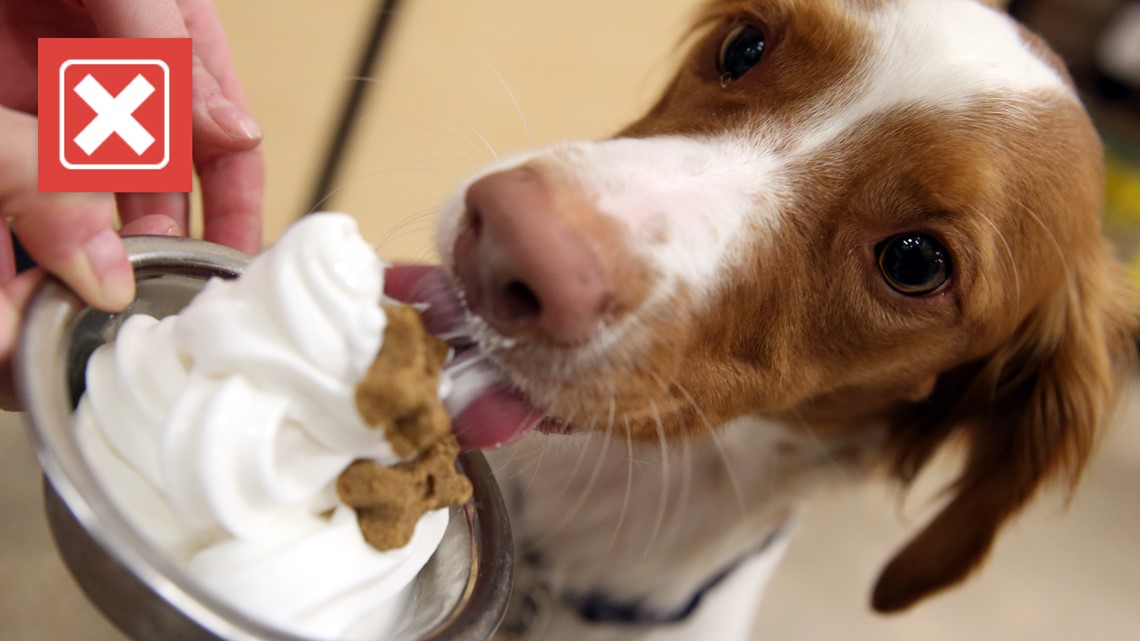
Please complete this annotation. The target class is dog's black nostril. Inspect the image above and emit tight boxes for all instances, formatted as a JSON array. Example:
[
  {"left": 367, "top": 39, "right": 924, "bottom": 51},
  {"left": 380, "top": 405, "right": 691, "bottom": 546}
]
[{"left": 500, "top": 280, "right": 542, "bottom": 321}]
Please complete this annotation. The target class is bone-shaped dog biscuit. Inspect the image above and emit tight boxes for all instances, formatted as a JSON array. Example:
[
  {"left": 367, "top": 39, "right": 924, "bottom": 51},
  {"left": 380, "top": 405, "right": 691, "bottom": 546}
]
[
  {"left": 340, "top": 304, "right": 472, "bottom": 551},
  {"left": 338, "top": 435, "right": 472, "bottom": 550}
]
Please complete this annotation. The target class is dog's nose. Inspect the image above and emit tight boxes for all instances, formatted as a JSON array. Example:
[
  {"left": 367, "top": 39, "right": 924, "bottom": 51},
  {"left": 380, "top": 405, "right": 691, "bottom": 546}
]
[{"left": 452, "top": 166, "right": 622, "bottom": 344}]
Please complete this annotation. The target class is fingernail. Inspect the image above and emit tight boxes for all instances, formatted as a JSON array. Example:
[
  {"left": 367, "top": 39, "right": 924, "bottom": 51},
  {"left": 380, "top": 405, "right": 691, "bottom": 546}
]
[
  {"left": 82, "top": 229, "right": 134, "bottom": 310},
  {"left": 208, "top": 96, "right": 263, "bottom": 141}
]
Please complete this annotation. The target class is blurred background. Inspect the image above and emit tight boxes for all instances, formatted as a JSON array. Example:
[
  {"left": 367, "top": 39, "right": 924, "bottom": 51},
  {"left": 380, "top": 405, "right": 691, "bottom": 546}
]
[{"left": 2, "top": 0, "right": 1138, "bottom": 639}]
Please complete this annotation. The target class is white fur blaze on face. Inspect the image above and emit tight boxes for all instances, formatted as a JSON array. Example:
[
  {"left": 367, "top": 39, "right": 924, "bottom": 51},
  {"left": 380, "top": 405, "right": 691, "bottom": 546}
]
[
  {"left": 794, "top": 0, "right": 1072, "bottom": 157},
  {"left": 437, "top": 136, "right": 788, "bottom": 314},
  {"left": 871, "top": 0, "right": 1066, "bottom": 96}
]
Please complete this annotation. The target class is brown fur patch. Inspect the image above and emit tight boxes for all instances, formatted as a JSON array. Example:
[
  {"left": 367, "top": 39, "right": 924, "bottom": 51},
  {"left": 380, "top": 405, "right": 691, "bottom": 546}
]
[{"left": 623, "top": 0, "right": 870, "bottom": 140}]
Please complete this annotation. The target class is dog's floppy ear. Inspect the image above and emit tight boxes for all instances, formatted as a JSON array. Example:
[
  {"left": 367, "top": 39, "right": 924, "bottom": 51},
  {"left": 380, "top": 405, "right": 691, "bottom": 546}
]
[{"left": 872, "top": 252, "right": 1138, "bottom": 613}]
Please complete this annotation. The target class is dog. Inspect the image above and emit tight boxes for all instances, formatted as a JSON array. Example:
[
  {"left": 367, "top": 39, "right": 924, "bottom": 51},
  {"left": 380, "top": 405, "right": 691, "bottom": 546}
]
[{"left": 386, "top": 0, "right": 1139, "bottom": 638}]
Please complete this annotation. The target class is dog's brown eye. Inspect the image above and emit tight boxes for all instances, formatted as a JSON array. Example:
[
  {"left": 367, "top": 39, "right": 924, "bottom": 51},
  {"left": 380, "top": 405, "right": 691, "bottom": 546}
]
[
  {"left": 877, "top": 234, "right": 951, "bottom": 296},
  {"left": 718, "top": 24, "right": 766, "bottom": 81}
]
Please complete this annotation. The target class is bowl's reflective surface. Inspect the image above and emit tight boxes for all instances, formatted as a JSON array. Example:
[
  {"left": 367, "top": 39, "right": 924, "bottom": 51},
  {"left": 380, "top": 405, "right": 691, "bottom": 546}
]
[{"left": 17, "top": 235, "right": 511, "bottom": 641}]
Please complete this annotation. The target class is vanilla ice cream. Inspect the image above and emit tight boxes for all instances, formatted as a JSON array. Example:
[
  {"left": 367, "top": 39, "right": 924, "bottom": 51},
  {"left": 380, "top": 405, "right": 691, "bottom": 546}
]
[{"left": 73, "top": 213, "right": 452, "bottom": 641}]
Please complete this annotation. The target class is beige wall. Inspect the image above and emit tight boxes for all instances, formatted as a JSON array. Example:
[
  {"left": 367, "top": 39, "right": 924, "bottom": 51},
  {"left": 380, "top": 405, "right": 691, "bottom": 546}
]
[{"left": 218, "top": 0, "right": 693, "bottom": 260}]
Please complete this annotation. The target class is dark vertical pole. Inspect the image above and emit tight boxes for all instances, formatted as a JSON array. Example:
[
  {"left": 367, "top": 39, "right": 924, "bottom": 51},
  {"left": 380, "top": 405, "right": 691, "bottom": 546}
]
[{"left": 303, "top": 0, "right": 405, "bottom": 216}]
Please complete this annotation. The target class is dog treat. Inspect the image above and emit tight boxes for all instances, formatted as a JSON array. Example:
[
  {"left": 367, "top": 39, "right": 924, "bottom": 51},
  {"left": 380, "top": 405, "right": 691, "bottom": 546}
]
[
  {"left": 356, "top": 305, "right": 452, "bottom": 456},
  {"left": 339, "top": 436, "right": 472, "bottom": 550},
  {"left": 345, "top": 304, "right": 473, "bottom": 550}
]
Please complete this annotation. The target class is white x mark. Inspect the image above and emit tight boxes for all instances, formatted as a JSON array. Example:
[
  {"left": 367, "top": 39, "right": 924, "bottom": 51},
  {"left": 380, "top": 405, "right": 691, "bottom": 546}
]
[{"left": 73, "top": 74, "right": 156, "bottom": 156}]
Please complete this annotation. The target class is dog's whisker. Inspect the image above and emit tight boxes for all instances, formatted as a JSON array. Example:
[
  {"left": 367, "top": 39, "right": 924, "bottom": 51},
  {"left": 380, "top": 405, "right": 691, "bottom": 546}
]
[
  {"left": 351, "top": 105, "right": 503, "bottom": 166},
  {"left": 457, "top": 120, "right": 502, "bottom": 162},
  {"left": 970, "top": 205, "right": 1023, "bottom": 311},
  {"left": 787, "top": 407, "right": 853, "bottom": 478},
  {"left": 378, "top": 221, "right": 444, "bottom": 251},
  {"left": 376, "top": 206, "right": 440, "bottom": 248},
  {"left": 487, "top": 406, "right": 555, "bottom": 480},
  {"left": 497, "top": 438, "right": 545, "bottom": 476},
  {"left": 504, "top": 448, "right": 548, "bottom": 482},
  {"left": 401, "top": 64, "right": 515, "bottom": 160},
  {"left": 491, "top": 407, "right": 558, "bottom": 483},
  {"left": 662, "top": 372, "right": 750, "bottom": 525},
  {"left": 436, "top": 329, "right": 474, "bottom": 344},
  {"left": 308, "top": 166, "right": 463, "bottom": 216},
  {"left": 397, "top": 115, "right": 498, "bottom": 162},
  {"left": 526, "top": 407, "right": 584, "bottom": 513},
  {"left": 399, "top": 97, "right": 504, "bottom": 161},
  {"left": 489, "top": 439, "right": 527, "bottom": 477},
  {"left": 1016, "top": 200, "right": 1070, "bottom": 274},
  {"left": 707, "top": 425, "right": 749, "bottom": 522},
  {"left": 595, "top": 416, "right": 636, "bottom": 576},
  {"left": 521, "top": 430, "right": 548, "bottom": 494},
  {"left": 663, "top": 433, "right": 694, "bottom": 552},
  {"left": 381, "top": 207, "right": 443, "bottom": 233},
  {"left": 505, "top": 453, "right": 546, "bottom": 483},
  {"left": 538, "top": 408, "right": 615, "bottom": 546},
  {"left": 474, "top": 50, "right": 532, "bottom": 148},
  {"left": 402, "top": 153, "right": 484, "bottom": 169},
  {"left": 395, "top": 128, "right": 486, "bottom": 161},
  {"left": 443, "top": 352, "right": 492, "bottom": 376},
  {"left": 643, "top": 400, "right": 671, "bottom": 556},
  {"left": 643, "top": 369, "right": 694, "bottom": 550}
]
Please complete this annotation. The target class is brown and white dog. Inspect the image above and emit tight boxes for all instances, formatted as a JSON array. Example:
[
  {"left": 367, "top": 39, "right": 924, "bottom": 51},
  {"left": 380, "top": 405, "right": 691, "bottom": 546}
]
[{"left": 387, "top": 0, "right": 1139, "bottom": 638}]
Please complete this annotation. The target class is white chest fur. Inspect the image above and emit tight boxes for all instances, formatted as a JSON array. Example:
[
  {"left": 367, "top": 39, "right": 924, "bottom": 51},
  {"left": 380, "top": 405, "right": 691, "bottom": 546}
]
[{"left": 488, "top": 418, "right": 879, "bottom": 639}]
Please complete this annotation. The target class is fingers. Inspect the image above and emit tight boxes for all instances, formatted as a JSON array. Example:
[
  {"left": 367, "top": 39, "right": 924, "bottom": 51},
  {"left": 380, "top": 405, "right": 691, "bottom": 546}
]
[
  {"left": 8, "top": 202, "right": 132, "bottom": 312},
  {"left": 176, "top": 0, "right": 261, "bottom": 139},
  {"left": 179, "top": 0, "right": 265, "bottom": 252},
  {"left": 85, "top": 0, "right": 265, "bottom": 253},
  {"left": 0, "top": 215, "right": 176, "bottom": 412},
  {"left": 196, "top": 149, "right": 263, "bottom": 253},
  {"left": 0, "top": 108, "right": 131, "bottom": 311}
]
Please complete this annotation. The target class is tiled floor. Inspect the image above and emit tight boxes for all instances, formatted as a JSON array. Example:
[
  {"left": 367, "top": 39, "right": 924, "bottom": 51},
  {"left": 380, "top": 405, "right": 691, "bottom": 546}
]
[{"left": 3, "top": 0, "right": 1139, "bottom": 639}]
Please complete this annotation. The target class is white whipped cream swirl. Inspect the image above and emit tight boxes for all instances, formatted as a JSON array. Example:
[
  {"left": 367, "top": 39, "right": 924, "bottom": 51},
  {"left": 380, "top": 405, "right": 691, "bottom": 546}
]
[{"left": 74, "top": 213, "right": 448, "bottom": 641}]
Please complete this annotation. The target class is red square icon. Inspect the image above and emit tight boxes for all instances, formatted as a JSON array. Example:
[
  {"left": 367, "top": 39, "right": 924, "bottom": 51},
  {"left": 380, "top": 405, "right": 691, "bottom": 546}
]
[{"left": 38, "top": 38, "right": 192, "bottom": 193}]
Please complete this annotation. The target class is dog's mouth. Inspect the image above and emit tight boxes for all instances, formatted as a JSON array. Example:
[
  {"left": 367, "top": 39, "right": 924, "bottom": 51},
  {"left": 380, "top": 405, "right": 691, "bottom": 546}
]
[{"left": 385, "top": 265, "right": 557, "bottom": 449}]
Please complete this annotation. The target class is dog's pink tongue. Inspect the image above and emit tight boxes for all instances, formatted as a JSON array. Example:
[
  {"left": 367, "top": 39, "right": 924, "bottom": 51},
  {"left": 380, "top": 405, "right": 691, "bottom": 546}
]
[
  {"left": 385, "top": 265, "right": 544, "bottom": 449},
  {"left": 451, "top": 383, "right": 544, "bottom": 449}
]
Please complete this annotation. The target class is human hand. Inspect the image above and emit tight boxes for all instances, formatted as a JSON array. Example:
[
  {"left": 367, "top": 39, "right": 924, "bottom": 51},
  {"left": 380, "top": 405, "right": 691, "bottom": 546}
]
[{"left": 0, "top": 0, "right": 266, "bottom": 408}]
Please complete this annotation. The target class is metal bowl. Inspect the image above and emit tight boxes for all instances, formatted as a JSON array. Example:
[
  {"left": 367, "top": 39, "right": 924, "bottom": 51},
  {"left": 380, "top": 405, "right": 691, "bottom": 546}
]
[{"left": 16, "top": 235, "right": 512, "bottom": 641}]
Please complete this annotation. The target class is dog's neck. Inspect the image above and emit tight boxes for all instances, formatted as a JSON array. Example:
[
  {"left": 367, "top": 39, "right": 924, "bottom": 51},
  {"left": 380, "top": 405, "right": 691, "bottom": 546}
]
[{"left": 488, "top": 417, "right": 882, "bottom": 625}]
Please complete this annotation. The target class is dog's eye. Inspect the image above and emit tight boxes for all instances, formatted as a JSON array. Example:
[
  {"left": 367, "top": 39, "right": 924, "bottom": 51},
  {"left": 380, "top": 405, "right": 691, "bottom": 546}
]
[
  {"left": 877, "top": 234, "right": 951, "bottom": 296},
  {"left": 718, "top": 24, "right": 766, "bottom": 81}
]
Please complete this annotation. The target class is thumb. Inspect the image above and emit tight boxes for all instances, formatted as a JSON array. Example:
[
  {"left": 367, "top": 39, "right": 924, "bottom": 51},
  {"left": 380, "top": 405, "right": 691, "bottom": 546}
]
[{"left": 0, "top": 108, "right": 132, "bottom": 312}]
